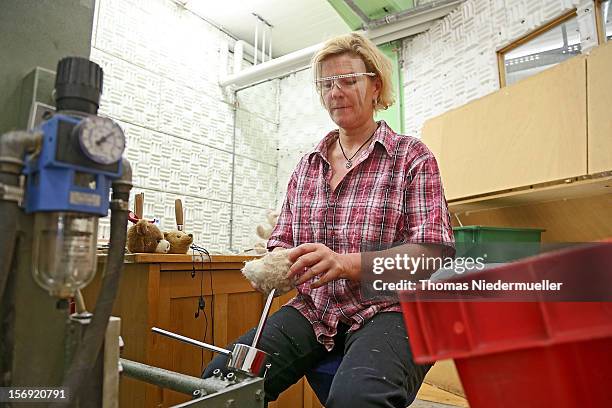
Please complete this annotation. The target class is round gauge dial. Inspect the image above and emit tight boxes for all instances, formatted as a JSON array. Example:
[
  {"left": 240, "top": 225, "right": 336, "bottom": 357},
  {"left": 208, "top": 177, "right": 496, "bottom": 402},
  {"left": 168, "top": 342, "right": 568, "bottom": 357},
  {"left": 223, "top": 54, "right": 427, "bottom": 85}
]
[{"left": 76, "top": 116, "right": 125, "bottom": 165}]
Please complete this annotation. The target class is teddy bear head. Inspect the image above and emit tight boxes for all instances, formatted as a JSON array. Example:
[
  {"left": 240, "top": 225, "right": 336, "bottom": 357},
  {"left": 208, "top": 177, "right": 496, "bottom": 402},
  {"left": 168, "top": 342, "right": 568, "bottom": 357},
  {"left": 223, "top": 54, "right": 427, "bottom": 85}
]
[
  {"left": 256, "top": 209, "right": 281, "bottom": 241},
  {"left": 164, "top": 230, "right": 194, "bottom": 254},
  {"left": 127, "top": 219, "right": 170, "bottom": 253}
]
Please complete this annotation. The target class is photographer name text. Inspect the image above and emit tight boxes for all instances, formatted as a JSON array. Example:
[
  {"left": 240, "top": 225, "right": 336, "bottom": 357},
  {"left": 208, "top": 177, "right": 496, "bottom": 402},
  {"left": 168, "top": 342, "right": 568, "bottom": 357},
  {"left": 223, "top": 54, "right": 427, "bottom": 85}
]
[{"left": 372, "top": 279, "right": 564, "bottom": 292}]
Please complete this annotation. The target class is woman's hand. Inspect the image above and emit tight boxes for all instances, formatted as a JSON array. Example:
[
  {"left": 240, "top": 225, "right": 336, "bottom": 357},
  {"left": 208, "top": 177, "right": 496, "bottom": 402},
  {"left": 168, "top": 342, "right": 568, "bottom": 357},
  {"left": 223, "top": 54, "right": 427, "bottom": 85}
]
[{"left": 287, "top": 243, "right": 360, "bottom": 289}]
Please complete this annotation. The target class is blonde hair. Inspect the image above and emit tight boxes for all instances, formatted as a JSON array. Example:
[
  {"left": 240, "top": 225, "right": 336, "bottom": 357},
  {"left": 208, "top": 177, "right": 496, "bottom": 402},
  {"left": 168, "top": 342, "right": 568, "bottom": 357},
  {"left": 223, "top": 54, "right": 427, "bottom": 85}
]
[{"left": 312, "top": 32, "right": 395, "bottom": 111}]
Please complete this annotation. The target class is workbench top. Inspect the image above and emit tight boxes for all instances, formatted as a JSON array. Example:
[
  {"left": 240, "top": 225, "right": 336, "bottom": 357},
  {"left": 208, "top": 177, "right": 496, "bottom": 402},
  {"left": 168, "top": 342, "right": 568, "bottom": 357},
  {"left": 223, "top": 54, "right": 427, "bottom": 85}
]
[{"left": 97, "top": 252, "right": 260, "bottom": 264}]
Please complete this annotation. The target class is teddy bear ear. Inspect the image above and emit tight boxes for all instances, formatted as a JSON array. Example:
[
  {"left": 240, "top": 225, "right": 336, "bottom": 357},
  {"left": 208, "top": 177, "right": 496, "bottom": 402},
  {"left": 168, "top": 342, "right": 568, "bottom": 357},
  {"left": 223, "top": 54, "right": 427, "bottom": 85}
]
[{"left": 136, "top": 220, "right": 148, "bottom": 235}]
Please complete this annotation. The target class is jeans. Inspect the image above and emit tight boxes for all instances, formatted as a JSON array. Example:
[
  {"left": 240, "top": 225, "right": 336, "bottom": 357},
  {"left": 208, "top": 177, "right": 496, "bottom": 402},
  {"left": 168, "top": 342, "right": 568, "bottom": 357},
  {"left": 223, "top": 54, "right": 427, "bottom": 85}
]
[{"left": 202, "top": 306, "right": 431, "bottom": 407}]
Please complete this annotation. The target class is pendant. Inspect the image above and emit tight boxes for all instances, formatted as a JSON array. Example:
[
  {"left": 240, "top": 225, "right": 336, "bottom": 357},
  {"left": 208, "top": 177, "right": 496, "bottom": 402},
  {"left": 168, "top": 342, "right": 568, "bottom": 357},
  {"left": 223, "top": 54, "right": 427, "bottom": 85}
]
[{"left": 345, "top": 161, "right": 352, "bottom": 169}]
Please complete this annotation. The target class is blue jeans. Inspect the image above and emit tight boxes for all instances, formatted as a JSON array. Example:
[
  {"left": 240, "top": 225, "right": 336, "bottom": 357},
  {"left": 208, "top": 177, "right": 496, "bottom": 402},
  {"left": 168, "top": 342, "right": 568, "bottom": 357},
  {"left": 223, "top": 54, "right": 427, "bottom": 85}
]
[{"left": 202, "top": 306, "right": 430, "bottom": 407}]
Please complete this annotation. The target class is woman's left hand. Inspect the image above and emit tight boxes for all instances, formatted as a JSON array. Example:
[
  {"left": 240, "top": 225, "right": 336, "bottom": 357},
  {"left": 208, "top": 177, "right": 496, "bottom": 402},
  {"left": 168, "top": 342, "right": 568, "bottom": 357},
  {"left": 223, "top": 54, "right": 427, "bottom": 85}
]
[{"left": 287, "top": 243, "right": 360, "bottom": 289}]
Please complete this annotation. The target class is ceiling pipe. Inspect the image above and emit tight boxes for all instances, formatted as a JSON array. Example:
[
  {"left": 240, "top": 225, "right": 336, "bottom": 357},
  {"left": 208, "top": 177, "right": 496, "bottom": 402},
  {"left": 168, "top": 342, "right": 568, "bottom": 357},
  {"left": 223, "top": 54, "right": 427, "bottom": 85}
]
[
  {"left": 368, "top": 21, "right": 435, "bottom": 45},
  {"left": 364, "top": 0, "right": 465, "bottom": 30},
  {"left": 219, "top": 0, "right": 465, "bottom": 89},
  {"left": 220, "top": 42, "right": 322, "bottom": 89},
  {"left": 230, "top": 40, "right": 271, "bottom": 66}
]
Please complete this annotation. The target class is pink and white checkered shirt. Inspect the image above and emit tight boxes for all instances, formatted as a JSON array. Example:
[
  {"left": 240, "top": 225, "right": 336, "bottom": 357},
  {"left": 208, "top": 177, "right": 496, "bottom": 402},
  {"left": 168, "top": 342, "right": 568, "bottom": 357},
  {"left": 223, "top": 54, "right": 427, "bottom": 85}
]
[{"left": 268, "top": 121, "right": 454, "bottom": 350}]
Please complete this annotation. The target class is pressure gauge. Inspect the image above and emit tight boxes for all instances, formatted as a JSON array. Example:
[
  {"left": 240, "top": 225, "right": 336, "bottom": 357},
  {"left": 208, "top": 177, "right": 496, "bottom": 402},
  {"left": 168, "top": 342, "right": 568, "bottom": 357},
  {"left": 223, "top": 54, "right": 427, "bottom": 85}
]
[{"left": 76, "top": 116, "right": 126, "bottom": 165}]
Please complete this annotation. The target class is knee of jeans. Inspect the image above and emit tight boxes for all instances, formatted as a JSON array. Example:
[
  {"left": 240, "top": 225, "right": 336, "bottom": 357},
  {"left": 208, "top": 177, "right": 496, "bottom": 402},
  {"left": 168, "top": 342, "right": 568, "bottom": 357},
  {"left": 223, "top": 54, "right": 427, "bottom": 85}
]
[{"left": 325, "top": 368, "right": 410, "bottom": 408}]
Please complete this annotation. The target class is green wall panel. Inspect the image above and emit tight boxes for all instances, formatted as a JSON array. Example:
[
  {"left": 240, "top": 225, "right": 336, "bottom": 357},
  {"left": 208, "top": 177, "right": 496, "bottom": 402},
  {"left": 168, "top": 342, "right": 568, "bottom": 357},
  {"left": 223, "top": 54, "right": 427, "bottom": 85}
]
[{"left": 375, "top": 41, "right": 404, "bottom": 134}]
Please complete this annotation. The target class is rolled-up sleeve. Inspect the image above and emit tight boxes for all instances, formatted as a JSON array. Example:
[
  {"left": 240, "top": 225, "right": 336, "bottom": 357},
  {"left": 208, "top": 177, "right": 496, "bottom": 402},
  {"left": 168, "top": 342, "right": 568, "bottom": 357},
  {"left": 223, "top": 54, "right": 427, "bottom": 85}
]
[{"left": 267, "top": 172, "right": 297, "bottom": 250}]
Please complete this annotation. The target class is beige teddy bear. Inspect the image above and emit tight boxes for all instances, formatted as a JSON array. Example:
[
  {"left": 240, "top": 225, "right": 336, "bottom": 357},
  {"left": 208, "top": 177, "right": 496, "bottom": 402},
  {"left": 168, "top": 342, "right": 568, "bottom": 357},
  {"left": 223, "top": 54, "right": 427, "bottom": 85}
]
[
  {"left": 164, "top": 230, "right": 193, "bottom": 254},
  {"left": 241, "top": 248, "right": 296, "bottom": 296},
  {"left": 252, "top": 209, "right": 280, "bottom": 254}
]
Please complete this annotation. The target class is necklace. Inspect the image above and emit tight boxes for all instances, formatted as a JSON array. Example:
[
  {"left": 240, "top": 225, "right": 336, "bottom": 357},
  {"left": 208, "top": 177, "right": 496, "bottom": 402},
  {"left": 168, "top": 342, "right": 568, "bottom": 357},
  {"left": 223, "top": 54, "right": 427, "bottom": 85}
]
[{"left": 338, "top": 128, "right": 376, "bottom": 169}]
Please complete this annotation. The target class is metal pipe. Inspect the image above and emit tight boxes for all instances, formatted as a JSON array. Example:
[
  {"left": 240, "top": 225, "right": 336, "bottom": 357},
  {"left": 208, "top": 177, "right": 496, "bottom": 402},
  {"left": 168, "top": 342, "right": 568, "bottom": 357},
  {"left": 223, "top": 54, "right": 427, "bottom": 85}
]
[
  {"left": 251, "top": 289, "right": 275, "bottom": 349},
  {"left": 253, "top": 17, "right": 259, "bottom": 65},
  {"left": 0, "top": 130, "right": 42, "bottom": 303},
  {"left": 261, "top": 23, "right": 266, "bottom": 63},
  {"left": 152, "top": 327, "right": 232, "bottom": 356},
  {"left": 219, "top": 1, "right": 463, "bottom": 89},
  {"left": 268, "top": 30, "right": 272, "bottom": 62},
  {"left": 51, "top": 158, "right": 132, "bottom": 408},
  {"left": 219, "top": 42, "right": 321, "bottom": 88},
  {"left": 364, "top": 0, "right": 464, "bottom": 29},
  {"left": 0, "top": 173, "right": 19, "bottom": 303},
  {"left": 120, "top": 358, "right": 228, "bottom": 395},
  {"left": 0, "top": 130, "right": 42, "bottom": 175}
]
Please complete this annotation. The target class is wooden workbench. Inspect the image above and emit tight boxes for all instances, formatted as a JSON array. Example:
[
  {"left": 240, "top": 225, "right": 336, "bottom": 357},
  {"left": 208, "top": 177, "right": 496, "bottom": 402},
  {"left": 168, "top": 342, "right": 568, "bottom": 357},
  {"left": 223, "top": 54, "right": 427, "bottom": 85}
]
[{"left": 85, "top": 253, "right": 321, "bottom": 408}]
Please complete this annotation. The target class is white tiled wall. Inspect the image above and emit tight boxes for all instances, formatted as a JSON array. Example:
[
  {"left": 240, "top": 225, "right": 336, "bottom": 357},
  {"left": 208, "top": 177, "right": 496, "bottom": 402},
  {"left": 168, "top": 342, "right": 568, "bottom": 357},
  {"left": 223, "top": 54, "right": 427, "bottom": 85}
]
[
  {"left": 232, "top": 79, "right": 281, "bottom": 250},
  {"left": 276, "top": 69, "right": 335, "bottom": 202},
  {"left": 92, "top": 0, "right": 279, "bottom": 252}
]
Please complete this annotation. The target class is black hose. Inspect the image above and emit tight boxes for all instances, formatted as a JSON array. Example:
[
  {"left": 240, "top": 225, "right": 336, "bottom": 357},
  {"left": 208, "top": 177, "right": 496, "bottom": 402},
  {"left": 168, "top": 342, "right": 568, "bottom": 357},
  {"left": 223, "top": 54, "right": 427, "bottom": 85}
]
[
  {"left": 50, "top": 165, "right": 131, "bottom": 407},
  {"left": 0, "top": 174, "right": 20, "bottom": 303}
]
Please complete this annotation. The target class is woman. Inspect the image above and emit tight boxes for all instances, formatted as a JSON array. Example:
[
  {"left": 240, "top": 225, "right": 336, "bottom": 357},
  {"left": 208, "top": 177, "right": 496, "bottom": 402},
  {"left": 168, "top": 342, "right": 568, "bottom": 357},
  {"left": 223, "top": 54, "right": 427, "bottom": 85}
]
[{"left": 204, "top": 32, "right": 454, "bottom": 407}]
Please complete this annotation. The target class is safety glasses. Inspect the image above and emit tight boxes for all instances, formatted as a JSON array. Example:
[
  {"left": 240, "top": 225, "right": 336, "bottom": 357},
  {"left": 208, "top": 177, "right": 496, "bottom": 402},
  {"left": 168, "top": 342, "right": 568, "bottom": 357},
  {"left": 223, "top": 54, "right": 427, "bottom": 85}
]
[{"left": 315, "top": 72, "right": 376, "bottom": 94}]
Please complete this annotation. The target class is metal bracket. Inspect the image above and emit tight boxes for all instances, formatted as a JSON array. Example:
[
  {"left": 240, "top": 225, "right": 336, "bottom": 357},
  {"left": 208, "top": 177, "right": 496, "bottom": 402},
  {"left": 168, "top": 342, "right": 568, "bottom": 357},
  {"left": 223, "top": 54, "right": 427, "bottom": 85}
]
[{"left": 0, "top": 182, "right": 24, "bottom": 205}]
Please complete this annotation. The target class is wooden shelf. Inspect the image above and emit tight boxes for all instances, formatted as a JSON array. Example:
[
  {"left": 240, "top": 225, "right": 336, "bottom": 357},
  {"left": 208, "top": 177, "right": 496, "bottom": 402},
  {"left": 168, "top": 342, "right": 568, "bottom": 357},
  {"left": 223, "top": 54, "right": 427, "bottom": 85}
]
[
  {"left": 449, "top": 173, "right": 612, "bottom": 214},
  {"left": 111, "top": 253, "right": 259, "bottom": 264}
]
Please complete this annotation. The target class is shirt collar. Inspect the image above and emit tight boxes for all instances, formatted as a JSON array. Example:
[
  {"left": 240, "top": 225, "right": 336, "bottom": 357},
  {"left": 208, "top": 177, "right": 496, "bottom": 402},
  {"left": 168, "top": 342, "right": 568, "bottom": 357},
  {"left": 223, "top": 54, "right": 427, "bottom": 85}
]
[{"left": 308, "top": 120, "right": 395, "bottom": 164}]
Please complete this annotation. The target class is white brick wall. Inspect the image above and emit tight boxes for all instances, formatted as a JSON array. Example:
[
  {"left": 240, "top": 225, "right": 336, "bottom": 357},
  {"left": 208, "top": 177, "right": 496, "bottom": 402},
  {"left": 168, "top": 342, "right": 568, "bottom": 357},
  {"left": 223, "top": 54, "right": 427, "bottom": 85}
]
[{"left": 92, "top": 0, "right": 279, "bottom": 252}]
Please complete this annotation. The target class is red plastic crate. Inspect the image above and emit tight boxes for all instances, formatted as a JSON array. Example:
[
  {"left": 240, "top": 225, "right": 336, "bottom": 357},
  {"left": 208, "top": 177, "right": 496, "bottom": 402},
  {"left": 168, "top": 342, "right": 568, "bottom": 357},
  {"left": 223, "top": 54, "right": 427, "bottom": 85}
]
[{"left": 400, "top": 242, "right": 612, "bottom": 408}]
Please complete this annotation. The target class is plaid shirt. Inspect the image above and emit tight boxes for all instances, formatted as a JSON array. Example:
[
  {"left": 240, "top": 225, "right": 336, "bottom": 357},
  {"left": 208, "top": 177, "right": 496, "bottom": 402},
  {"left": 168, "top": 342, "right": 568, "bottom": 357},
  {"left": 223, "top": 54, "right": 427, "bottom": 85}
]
[{"left": 268, "top": 121, "right": 454, "bottom": 350}]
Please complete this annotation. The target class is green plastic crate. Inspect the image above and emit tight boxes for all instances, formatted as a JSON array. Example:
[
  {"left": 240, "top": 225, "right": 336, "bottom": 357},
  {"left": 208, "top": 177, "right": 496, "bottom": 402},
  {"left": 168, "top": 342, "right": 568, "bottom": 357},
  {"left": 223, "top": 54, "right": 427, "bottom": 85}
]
[{"left": 453, "top": 226, "right": 545, "bottom": 263}]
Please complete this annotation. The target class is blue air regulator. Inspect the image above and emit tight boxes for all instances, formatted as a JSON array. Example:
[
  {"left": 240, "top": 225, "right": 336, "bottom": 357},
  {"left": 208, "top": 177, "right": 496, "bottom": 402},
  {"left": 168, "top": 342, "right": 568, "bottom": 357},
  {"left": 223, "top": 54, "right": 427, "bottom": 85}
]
[{"left": 23, "top": 57, "right": 126, "bottom": 298}]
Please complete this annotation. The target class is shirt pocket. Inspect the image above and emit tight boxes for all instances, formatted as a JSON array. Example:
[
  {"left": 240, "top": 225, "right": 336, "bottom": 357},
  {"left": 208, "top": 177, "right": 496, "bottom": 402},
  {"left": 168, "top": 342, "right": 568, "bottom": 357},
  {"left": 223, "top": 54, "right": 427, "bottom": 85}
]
[{"left": 349, "top": 181, "right": 405, "bottom": 249}]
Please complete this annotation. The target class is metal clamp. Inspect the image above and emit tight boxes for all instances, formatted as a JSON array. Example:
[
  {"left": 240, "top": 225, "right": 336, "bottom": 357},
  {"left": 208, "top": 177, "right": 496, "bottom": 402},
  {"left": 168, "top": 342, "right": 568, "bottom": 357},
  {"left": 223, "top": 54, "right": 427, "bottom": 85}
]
[{"left": 0, "top": 182, "right": 24, "bottom": 205}]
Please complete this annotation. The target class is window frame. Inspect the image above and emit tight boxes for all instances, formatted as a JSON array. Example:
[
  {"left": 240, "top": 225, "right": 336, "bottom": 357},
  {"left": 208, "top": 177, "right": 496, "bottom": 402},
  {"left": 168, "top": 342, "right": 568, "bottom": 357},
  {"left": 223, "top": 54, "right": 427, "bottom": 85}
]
[
  {"left": 595, "top": 0, "right": 609, "bottom": 44},
  {"left": 496, "top": 8, "right": 578, "bottom": 88}
]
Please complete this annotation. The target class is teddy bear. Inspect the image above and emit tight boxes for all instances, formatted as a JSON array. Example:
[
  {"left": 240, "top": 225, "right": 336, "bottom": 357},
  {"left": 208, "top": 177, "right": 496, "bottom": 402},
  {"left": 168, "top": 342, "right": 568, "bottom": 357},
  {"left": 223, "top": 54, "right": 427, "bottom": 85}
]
[
  {"left": 256, "top": 209, "right": 280, "bottom": 241},
  {"left": 241, "top": 248, "right": 296, "bottom": 296},
  {"left": 250, "top": 209, "right": 280, "bottom": 254},
  {"left": 127, "top": 219, "right": 170, "bottom": 253},
  {"left": 164, "top": 230, "right": 193, "bottom": 254}
]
